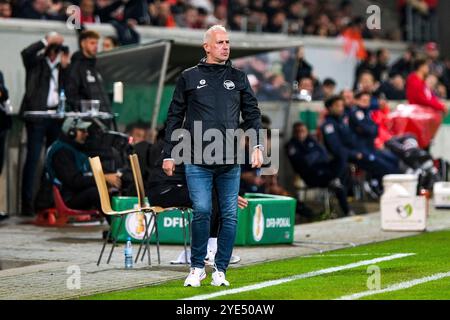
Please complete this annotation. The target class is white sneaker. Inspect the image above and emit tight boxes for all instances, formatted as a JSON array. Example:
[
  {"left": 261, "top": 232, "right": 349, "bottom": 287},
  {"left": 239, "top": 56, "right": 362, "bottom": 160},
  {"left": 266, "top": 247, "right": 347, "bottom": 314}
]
[
  {"left": 184, "top": 267, "right": 206, "bottom": 287},
  {"left": 229, "top": 255, "right": 241, "bottom": 264},
  {"left": 211, "top": 269, "right": 230, "bottom": 287}
]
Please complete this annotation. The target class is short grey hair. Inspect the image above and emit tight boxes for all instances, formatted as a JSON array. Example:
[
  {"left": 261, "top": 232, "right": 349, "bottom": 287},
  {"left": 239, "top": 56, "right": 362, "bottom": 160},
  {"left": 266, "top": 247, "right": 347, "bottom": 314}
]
[{"left": 203, "top": 25, "right": 227, "bottom": 44}]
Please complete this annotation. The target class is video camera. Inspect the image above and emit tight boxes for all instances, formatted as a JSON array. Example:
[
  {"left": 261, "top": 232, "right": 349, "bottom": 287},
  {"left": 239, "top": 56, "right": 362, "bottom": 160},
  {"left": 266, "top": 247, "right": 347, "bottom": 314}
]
[{"left": 47, "top": 43, "right": 69, "bottom": 55}]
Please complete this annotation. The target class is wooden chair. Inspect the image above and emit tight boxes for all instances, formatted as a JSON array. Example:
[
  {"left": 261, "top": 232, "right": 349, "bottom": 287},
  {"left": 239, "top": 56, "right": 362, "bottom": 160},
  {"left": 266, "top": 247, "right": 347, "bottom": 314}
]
[
  {"left": 128, "top": 154, "right": 193, "bottom": 265},
  {"left": 89, "top": 156, "right": 158, "bottom": 266},
  {"left": 128, "top": 154, "right": 166, "bottom": 265}
]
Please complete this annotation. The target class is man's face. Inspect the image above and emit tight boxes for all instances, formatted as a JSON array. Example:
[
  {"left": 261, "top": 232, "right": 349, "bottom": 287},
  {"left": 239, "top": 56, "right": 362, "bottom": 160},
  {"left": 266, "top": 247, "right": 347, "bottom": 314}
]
[
  {"left": 358, "top": 73, "right": 375, "bottom": 93},
  {"left": 356, "top": 94, "right": 371, "bottom": 109},
  {"left": 80, "top": 0, "right": 95, "bottom": 15},
  {"left": 33, "top": 0, "right": 50, "bottom": 14},
  {"left": 427, "top": 48, "right": 439, "bottom": 60},
  {"left": 102, "top": 38, "right": 114, "bottom": 52},
  {"left": 131, "top": 128, "right": 146, "bottom": 145},
  {"left": 425, "top": 74, "right": 438, "bottom": 90},
  {"left": 204, "top": 30, "right": 230, "bottom": 64},
  {"left": 0, "top": 2, "right": 12, "bottom": 18},
  {"left": 379, "top": 49, "right": 390, "bottom": 64},
  {"left": 75, "top": 129, "right": 89, "bottom": 144},
  {"left": 214, "top": 5, "right": 227, "bottom": 19},
  {"left": 81, "top": 38, "right": 98, "bottom": 58},
  {"left": 294, "top": 124, "right": 308, "bottom": 142},
  {"left": 342, "top": 89, "right": 354, "bottom": 106},
  {"left": 420, "top": 63, "right": 430, "bottom": 77},
  {"left": 46, "top": 45, "right": 60, "bottom": 62},
  {"left": 299, "top": 78, "right": 313, "bottom": 94},
  {"left": 323, "top": 84, "right": 335, "bottom": 98},
  {"left": 185, "top": 8, "right": 198, "bottom": 26},
  {"left": 96, "top": 0, "right": 110, "bottom": 9},
  {"left": 391, "top": 75, "right": 404, "bottom": 90},
  {"left": 330, "top": 99, "right": 345, "bottom": 116}
]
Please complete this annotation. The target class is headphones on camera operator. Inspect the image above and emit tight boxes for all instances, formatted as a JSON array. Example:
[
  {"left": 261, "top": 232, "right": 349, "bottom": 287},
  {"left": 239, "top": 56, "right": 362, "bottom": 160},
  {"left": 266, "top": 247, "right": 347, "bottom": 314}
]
[{"left": 67, "top": 118, "right": 80, "bottom": 140}]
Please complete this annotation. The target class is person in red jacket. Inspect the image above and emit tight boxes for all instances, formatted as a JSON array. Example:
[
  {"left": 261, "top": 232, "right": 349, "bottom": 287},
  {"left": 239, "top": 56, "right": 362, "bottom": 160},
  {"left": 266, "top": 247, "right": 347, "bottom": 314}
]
[{"left": 406, "top": 58, "right": 448, "bottom": 113}]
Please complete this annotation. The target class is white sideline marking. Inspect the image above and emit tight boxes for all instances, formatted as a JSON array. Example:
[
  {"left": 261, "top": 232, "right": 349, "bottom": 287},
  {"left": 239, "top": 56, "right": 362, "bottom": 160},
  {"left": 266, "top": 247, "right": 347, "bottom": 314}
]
[
  {"left": 336, "top": 271, "right": 450, "bottom": 300},
  {"left": 302, "top": 253, "right": 402, "bottom": 258},
  {"left": 182, "top": 253, "right": 415, "bottom": 300}
]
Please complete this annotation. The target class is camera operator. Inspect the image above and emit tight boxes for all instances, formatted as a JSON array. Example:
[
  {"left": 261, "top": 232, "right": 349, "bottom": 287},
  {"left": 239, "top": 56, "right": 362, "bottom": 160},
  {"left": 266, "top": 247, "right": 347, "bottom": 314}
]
[
  {"left": 46, "top": 117, "right": 121, "bottom": 212},
  {"left": 19, "top": 32, "right": 70, "bottom": 216}
]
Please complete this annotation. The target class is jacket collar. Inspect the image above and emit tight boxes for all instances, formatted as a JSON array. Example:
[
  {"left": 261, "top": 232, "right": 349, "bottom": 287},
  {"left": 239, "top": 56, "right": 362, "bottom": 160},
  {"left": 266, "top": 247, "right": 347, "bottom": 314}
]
[
  {"left": 72, "top": 51, "right": 96, "bottom": 67},
  {"left": 198, "top": 57, "right": 232, "bottom": 69}
]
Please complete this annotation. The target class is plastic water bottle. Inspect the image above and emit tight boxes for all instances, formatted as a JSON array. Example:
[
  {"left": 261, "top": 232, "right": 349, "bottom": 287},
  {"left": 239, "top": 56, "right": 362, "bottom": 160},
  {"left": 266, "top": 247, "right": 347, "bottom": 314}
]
[
  {"left": 58, "top": 89, "right": 66, "bottom": 115},
  {"left": 124, "top": 237, "right": 133, "bottom": 269}
]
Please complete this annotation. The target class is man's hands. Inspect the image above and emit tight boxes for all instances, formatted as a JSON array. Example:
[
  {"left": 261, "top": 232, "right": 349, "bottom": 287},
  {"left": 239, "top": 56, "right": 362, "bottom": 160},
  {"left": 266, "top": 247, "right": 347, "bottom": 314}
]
[
  {"left": 163, "top": 146, "right": 262, "bottom": 176},
  {"left": 105, "top": 173, "right": 122, "bottom": 189},
  {"left": 46, "top": 32, "right": 64, "bottom": 46},
  {"left": 163, "top": 159, "right": 175, "bottom": 176},
  {"left": 251, "top": 147, "right": 263, "bottom": 168},
  {"left": 237, "top": 196, "right": 248, "bottom": 209}
]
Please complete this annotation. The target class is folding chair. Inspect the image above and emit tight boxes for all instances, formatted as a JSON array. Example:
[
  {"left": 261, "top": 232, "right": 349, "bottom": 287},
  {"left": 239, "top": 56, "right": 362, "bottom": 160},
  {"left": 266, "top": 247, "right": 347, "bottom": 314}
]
[
  {"left": 294, "top": 175, "right": 332, "bottom": 216},
  {"left": 128, "top": 154, "right": 193, "bottom": 265},
  {"left": 89, "top": 156, "right": 159, "bottom": 266},
  {"left": 35, "top": 186, "right": 101, "bottom": 227}
]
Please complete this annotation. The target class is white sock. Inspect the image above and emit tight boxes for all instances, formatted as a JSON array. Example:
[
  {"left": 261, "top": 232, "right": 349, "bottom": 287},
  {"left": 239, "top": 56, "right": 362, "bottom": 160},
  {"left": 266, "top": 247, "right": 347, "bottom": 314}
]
[{"left": 207, "top": 237, "right": 218, "bottom": 256}]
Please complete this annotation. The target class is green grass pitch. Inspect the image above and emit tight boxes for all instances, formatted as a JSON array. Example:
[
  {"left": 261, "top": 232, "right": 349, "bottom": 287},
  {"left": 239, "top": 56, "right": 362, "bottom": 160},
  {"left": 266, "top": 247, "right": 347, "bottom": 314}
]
[{"left": 82, "top": 229, "right": 450, "bottom": 300}]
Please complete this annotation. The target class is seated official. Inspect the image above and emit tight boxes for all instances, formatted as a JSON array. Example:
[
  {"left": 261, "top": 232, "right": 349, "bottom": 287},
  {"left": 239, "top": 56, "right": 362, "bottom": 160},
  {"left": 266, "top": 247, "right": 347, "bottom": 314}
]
[
  {"left": 45, "top": 117, "right": 122, "bottom": 212},
  {"left": 286, "top": 122, "right": 351, "bottom": 216},
  {"left": 349, "top": 91, "right": 400, "bottom": 173},
  {"left": 126, "top": 121, "right": 153, "bottom": 187},
  {"left": 321, "top": 95, "right": 399, "bottom": 195}
]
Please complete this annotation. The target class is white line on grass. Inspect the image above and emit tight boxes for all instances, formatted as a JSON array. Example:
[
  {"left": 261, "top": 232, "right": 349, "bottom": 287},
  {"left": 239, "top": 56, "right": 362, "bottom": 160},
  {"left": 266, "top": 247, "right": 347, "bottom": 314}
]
[
  {"left": 301, "top": 253, "right": 404, "bottom": 258},
  {"left": 336, "top": 271, "right": 450, "bottom": 300},
  {"left": 182, "top": 253, "right": 415, "bottom": 300}
]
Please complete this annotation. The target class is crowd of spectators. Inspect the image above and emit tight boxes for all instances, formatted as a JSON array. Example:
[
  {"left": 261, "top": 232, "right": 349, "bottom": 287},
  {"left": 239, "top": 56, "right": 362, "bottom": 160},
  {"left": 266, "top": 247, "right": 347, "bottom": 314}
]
[
  {"left": 293, "top": 42, "right": 450, "bottom": 105},
  {"left": 0, "top": 0, "right": 436, "bottom": 42}
]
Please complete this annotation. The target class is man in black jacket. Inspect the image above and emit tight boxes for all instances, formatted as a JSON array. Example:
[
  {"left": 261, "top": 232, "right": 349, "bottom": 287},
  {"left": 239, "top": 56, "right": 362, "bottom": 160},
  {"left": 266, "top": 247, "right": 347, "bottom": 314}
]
[
  {"left": 66, "top": 30, "right": 111, "bottom": 114},
  {"left": 163, "top": 25, "right": 263, "bottom": 287},
  {"left": 46, "top": 117, "right": 121, "bottom": 210},
  {"left": 0, "top": 70, "right": 9, "bottom": 222},
  {"left": 19, "top": 32, "right": 70, "bottom": 215},
  {"left": 0, "top": 70, "right": 10, "bottom": 176}
]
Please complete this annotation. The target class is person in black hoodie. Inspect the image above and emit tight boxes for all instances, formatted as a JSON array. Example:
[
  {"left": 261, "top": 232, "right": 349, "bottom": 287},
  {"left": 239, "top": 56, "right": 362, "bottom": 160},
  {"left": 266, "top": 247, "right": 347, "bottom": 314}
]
[
  {"left": 19, "top": 32, "right": 70, "bottom": 215},
  {"left": 66, "top": 30, "right": 111, "bottom": 114},
  {"left": 46, "top": 117, "right": 121, "bottom": 211}
]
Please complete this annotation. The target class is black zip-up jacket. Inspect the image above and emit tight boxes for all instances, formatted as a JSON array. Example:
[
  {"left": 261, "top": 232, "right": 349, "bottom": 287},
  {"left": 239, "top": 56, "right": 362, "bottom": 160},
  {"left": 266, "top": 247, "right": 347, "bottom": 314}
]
[
  {"left": 163, "top": 58, "right": 262, "bottom": 165},
  {"left": 47, "top": 135, "right": 96, "bottom": 202},
  {"left": 0, "top": 71, "right": 11, "bottom": 131},
  {"left": 19, "top": 40, "right": 69, "bottom": 121},
  {"left": 66, "top": 51, "right": 111, "bottom": 113}
]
